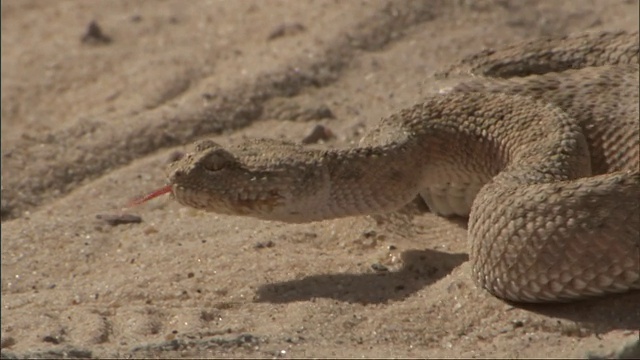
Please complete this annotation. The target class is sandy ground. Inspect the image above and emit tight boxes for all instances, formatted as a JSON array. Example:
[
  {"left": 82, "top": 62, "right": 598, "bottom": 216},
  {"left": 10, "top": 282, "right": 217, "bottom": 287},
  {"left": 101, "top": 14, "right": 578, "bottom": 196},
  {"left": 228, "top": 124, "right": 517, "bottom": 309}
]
[{"left": 1, "top": 0, "right": 639, "bottom": 358}]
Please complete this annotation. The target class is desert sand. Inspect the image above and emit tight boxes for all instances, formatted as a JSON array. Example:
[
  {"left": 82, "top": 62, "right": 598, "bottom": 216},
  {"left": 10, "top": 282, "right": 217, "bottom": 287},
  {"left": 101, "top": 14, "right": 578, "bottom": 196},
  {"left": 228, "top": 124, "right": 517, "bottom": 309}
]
[{"left": 1, "top": 0, "right": 639, "bottom": 358}]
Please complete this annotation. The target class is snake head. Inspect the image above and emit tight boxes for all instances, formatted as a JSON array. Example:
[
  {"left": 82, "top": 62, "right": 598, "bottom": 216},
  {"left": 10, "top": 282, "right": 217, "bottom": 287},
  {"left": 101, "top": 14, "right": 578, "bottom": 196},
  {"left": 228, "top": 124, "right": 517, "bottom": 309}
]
[
  {"left": 167, "top": 139, "right": 330, "bottom": 222},
  {"left": 168, "top": 140, "right": 265, "bottom": 215}
]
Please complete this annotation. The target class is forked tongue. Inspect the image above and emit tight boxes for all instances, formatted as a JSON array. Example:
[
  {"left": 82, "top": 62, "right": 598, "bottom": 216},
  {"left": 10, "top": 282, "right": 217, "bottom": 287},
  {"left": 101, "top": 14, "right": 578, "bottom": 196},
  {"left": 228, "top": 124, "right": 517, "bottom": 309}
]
[{"left": 127, "top": 185, "right": 173, "bottom": 208}]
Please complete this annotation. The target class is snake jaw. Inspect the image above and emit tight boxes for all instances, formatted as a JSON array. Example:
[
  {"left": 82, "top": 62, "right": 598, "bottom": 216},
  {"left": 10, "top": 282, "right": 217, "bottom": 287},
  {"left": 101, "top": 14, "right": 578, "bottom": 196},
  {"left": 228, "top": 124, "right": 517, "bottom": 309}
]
[
  {"left": 169, "top": 181, "right": 285, "bottom": 218},
  {"left": 166, "top": 145, "right": 290, "bottom": 218}
]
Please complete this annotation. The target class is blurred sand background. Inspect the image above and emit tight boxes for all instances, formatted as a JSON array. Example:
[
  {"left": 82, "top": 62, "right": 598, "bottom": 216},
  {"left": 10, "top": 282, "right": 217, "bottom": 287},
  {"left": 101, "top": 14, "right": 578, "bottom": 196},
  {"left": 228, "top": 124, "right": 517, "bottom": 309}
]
[{"left": 1, "top": 0, "right": 639, "bottom": 358}]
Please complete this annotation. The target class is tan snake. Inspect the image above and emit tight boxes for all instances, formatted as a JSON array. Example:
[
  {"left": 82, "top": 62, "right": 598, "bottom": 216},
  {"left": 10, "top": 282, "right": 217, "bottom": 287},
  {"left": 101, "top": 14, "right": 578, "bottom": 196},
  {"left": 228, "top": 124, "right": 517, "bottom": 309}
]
[{"left": 137, "top": 31, "right": 640, "bottom": 303}]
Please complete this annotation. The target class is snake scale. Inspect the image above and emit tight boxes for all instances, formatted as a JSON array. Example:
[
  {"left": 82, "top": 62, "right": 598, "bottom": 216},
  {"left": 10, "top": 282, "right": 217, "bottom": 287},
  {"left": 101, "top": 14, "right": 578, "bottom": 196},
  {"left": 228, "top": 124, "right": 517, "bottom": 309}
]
[{"left": 147, "top": 31, "right": 639, "bottom": 303}]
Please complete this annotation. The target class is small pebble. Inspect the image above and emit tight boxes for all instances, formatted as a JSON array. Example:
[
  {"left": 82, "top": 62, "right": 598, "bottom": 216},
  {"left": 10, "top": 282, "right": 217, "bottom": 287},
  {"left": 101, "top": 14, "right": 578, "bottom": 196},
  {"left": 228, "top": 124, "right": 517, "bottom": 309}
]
[
  {"left": 254, "top": 240, "right": 275, "bottom": 249},
  {"left": 1, "top": 336, "right": 16, "bottom": 349},
  {"left": 512, "top": 320, "right": 525, "bottom": 328},
  {"left": 96, "top": 213, "right": 142, "bottom": 226},
  {"left": 371, "top": 263, "right": 389, "bottom": 272},
  {"left": 362, "top": 230, "right": 377, "bottom": 238},
  {"left": 42, "top": 335, "right": 61, "bottom": 344},
  {"left": 267, "top": 22, "right": 306, "bottom": 40},
  {"left": 81, "top": 20, "right": 112, "bottom": 45},
  {"left": 301, "top": 124, "right": 335, "bottom": 144}
]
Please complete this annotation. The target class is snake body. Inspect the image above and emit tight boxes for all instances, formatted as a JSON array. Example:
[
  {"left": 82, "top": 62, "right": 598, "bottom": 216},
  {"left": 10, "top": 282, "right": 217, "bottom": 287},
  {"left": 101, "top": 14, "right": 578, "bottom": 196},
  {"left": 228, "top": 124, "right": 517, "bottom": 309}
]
[{"left": 167, "top": 31, "right": 639, "bottom": 302}]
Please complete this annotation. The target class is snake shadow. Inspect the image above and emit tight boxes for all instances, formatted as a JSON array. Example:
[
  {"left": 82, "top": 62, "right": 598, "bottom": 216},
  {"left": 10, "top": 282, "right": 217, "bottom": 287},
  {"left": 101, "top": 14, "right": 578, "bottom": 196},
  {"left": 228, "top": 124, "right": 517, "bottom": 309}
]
[
  {"left": 255, "top": 245, "right": 639, "bottom": 331},
  {"left": 255, "top": 248, "right": 468, "bottom": 305}
]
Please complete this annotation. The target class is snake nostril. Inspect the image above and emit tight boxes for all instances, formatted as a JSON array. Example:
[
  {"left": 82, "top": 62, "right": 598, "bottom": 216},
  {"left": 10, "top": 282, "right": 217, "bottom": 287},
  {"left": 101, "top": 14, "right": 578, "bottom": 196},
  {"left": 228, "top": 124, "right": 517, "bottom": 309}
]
[{"left": 173, "top": 170, "right": 185, "bottom": 179}]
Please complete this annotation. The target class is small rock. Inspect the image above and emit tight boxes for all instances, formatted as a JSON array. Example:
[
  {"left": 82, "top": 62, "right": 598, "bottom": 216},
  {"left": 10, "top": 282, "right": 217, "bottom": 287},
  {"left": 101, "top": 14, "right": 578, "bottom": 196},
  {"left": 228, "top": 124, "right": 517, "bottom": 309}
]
[
  {"left": 1, "top": 336, "right": 16, "bottom": 349},
  {"left": 81, "top": 21, "right": 112, "bottom": 45},
  {"left": 362, "top": 230, "right": 377, "bottom": 238},
  {"left": 301, "top": 125, "right": 335, "bottom": 144},
  {"left": 254, "top": 240, "right": 275, "bottom": 249},
  {"left": 42, "top": 335, "right": 62, "bottom": 344},
  {"left": 66, "top": 349, "right": 93, "bottom": 358},
  {"left": 96, "top": 213, "right": 142, "bottom": 226},
  {"left": 267, "top": 22, "right": 306, "bottom": 40},
  {"left": 512, "top": 320, "right": 525, "bottom": 328},
  {"left": 371, "top": 263, "right": 389, "bottom": 272}
]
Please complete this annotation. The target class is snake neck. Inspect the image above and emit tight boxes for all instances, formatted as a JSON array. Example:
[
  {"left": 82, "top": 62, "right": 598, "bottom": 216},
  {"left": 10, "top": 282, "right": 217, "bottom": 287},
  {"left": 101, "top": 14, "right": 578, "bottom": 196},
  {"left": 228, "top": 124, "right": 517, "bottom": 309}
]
[
  {"left": 303, "top": 92, "right": 592, "bottom": 221},
  {"left": 315, "top": 135, "right": 503, "bottom": 220},
  {"left": 313, "top": 142, "right": 426, "bottom": 219}
]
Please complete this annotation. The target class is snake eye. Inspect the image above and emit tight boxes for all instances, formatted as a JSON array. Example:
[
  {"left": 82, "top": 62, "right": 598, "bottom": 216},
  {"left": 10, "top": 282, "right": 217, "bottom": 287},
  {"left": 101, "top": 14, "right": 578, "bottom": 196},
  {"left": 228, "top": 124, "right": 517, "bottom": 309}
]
[
  {"left": 200, "top": 149, "right": 235, "bottom": 172},
  {"left": 191, "top": 140, "right": 235, "bottom": 172}
]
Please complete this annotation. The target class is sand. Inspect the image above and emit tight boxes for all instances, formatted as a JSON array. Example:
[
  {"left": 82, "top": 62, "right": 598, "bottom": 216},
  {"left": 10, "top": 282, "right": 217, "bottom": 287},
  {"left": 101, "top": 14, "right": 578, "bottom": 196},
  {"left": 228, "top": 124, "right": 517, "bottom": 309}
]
[{"left": 1, "top": 0, "right": 639, "bottom": 358}]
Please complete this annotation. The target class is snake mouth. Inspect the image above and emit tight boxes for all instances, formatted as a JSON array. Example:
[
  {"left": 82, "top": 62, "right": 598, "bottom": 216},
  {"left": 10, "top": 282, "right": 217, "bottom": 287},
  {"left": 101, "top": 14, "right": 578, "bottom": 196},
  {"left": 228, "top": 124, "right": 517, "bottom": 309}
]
[{"left": 168, "top": 183, "right": 287, "bottom": 217}]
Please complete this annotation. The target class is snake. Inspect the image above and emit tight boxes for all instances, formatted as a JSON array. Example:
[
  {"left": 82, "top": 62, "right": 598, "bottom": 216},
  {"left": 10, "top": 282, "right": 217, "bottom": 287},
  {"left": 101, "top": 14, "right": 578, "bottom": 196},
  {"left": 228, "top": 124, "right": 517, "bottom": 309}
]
[{"left": 134, "top": 31, "right": 639, "bottom": 303}]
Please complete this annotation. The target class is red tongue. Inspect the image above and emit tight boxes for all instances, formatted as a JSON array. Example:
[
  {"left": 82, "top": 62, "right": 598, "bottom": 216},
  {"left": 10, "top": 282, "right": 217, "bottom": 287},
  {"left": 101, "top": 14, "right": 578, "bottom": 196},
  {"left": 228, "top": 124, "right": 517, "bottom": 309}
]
[{"left": 127, "top": 185, "right": 173, "bottom": 208}]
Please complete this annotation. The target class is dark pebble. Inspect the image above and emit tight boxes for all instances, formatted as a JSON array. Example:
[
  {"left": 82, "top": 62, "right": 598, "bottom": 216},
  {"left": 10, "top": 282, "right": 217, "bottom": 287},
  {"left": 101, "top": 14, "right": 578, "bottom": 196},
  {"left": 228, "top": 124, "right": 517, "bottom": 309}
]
[
  {"left": 96, "top": 213, "right": 142, "bottom": 226},
  {"left": 371, "top": 263, "right": 389, "bottom": 272},
  {"left": 81, "top": 20, "right": 112, "bottom": 45},
  {"left": 254, "top": 240, "right": 275, "bottom": 249}
]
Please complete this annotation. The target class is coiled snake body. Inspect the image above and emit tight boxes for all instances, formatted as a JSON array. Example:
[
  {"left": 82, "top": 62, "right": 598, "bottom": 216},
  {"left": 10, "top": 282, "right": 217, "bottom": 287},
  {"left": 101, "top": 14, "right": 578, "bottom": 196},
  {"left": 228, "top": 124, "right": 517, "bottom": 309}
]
[{"left": 163, "top": 31, "right": 639, "bottom": 303}]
